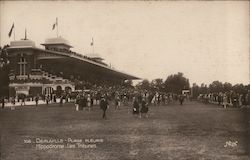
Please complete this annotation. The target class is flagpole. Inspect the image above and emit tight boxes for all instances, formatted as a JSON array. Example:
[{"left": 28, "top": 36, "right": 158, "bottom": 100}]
[
  {"left": 14, "top": 27, "right": 16, "bottom": 40},
  {"left": 25, "top": 28, "right": 27, "bottom": 40},
  {"left": 56, "top": 18, "right": 58, "bottom": 37},
  {"left": 92, "top": 38, "right": 94, "bottom": 54}
]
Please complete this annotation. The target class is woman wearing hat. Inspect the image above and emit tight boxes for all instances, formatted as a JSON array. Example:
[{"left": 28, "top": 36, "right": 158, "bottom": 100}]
[
  {"left": 87, "top": 94, "right": 91, "bottom": 111},
  {"left": 132, "top": 97, "right": 140, "bottom": 116},
  {"left": 140, "top": 98, "right": 149, "bottom": 118}
]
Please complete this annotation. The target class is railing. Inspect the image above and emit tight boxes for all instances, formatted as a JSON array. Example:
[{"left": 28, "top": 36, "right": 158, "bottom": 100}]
[
  {"left": 9, "top": 74, "right": 15, "bottom": 80},
  {"left": 29, "top": 75, "right": 43, "bottom": 80},
  {"left": 10, "top": 78, "right": 52, "bottom": 84},
  {"left": 16, "top": 75, "right": 28, "bottom": 80}
]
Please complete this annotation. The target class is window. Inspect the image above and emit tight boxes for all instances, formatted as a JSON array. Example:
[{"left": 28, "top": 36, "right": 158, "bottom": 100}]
[{"left": 18, "top": 54, "right": 27, "bottom": 75}]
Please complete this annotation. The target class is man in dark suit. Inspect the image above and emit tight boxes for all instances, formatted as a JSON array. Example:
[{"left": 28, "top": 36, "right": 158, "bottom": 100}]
[
  {"left": 1, "top": 97, "right": 5, "bottom": 108},
  {"left": 179, "top": 94, "right": 184, "bottom": 105},
  {"left": 35, "top": 95, "right": 39, "bottom": 106},
  {"left": 100, "top": 96, "right": 109, "bottom": 119}
]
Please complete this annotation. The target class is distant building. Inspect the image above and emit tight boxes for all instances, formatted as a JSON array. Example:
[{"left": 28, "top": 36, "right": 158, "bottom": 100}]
[{"left": 182, "top": 89, "right": 190, "bottom": 95}]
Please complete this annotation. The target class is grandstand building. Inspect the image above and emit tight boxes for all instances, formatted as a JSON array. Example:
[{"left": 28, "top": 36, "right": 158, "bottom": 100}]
[{"left": 6, "top": 37, "right": 138, "bottom": 97}]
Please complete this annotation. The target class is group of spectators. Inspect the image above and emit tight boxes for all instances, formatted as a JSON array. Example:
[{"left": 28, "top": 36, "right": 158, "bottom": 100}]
[
  {"left": 71, "top": 84, "right": 190, "bottom": 119},
  {"left": 198, "top": 91, "right": 250, "bottom": 108},
  {"left": 1, "top": 78, "right": 192, "bottom": 120},
  {"left": 1, "top": 81, "right": 189, "bottom": 109}
]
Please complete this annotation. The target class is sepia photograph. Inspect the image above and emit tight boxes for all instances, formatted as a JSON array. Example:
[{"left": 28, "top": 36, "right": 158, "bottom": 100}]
[{"left": 0, "top": 0, "right": 249, "bottom": 159}]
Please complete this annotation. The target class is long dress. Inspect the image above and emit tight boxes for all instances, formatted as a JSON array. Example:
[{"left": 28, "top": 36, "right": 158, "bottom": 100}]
[
  {"left": 133, "top": 100, "right": 140, "bottom": 114},
  {"left": 140, "top": 100, "right": 148, "bottom": 113}
]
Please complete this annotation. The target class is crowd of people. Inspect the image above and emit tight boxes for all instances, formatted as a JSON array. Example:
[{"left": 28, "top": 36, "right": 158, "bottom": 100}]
[
  {"left": 3, "top": 79, "right": 249, "bottom": 119},
  {"left": 198, "top": 91, "right": 250, "bottom": 108},
  {"left": 1, "top": 80, "right": 191, "bottom": 119},
  {"left": 72, "top": 90, "right": 149, "bottom": 119},
  {"left": 70, "top": 85, "right": 190, "bottom": 119},
  {"left": 73, "top": 87, "right": 152, "bottom": 119}
]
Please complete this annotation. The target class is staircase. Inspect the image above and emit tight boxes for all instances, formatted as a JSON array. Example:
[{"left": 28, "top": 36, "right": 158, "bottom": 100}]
[{"left": 41, "top": 70, "right": 72, "bottom": 84}]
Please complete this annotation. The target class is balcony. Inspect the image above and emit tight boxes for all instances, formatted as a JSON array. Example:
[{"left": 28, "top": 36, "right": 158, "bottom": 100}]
[
  {"left": 29, "top": 74, "right": 43, "bottom": 80},
  {"left": 16, "top": 75, "right": 28, "bottom": 80}
]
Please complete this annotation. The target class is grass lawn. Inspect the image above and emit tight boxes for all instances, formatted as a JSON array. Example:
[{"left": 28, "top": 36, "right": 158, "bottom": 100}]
[{"left": 0, "top": 101, "right": 249, "bottom": 160}]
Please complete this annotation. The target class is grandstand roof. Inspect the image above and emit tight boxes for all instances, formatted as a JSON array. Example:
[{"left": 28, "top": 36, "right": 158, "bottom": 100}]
[
  {"left": 41, "top": 37, "right": 72, "bottom": 48},
  {"left": 9, "top": 39, "right": 36, "bottom": 48},
  {"left": 6, "top": 39, "right": 139, "bottom": 80}
]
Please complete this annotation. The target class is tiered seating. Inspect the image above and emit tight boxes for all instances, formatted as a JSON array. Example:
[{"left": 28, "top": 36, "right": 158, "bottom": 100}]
[
  {"left": 41, "top": 70, "right": 72, "bottom": 84},
  {"left": 10, "top": 69, "right": 73, "bottom": 84}
]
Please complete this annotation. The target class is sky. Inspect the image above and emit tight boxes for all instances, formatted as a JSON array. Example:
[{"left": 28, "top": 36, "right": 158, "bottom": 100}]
[{"left": 0, "top": 1, "right": 249, "bottom": 85}]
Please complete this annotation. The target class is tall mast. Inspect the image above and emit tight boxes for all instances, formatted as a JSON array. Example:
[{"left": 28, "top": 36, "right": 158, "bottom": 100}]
[{"left": 56, "top": 17, "right": 58, "bottom": 37}]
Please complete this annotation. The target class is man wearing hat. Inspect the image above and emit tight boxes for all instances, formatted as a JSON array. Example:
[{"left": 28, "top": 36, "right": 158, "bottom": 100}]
[{"left": 100, "top": 95, "right": 109, "bottom": 119}]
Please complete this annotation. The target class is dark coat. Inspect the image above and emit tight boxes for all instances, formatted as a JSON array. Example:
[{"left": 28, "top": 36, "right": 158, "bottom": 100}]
[
  {"left": 140, "top": 100, "right": 148, "bottom": 113},
  {"left": 133, "top": 100, "right": 140, "bottom": 114},
  {"left": 79, "top": 97, "right": 87, "bottom": 109},
  {"left": 100, "top": 99, "right": 108, "bottom": 110}
]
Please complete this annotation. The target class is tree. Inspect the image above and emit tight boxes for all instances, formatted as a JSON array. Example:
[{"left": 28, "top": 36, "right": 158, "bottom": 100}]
[
  {"left": 247, "top": 84, "right": 250, "bottom": 91},
  {"left": 232, "top": 84, "right": 246, "bottom": 94},
  {"left": 136, "top": 79, "right": 151, "bottom": 90},
  {"left": 199, "top": 83, "right": 208, "bottom": 94},
  {"left": 164, "top": 72, "right": 190, "bottom": 94},
  {"left": 151, "top": 78, "right": 164, "bottom": 92},
  {"left": 209, "top": 81, "right": 223, "bottom": 93},
  {"left": 0, "top": 47, "right": 10, "bottom": 98},
  {"left": 223, "top": 82, "right": 232, "bottom": 92},
  {"left": 191, "top": 83, "right": 200, "bottom": 98}
]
